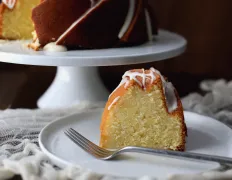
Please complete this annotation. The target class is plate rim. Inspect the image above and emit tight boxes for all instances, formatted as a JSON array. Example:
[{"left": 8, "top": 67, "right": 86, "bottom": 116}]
[
  {"left": 39, "top": 108, "right": 103, "bottom": 168},
  {"left": 38, "top": 109, "right": 232, "bottom": 176}
]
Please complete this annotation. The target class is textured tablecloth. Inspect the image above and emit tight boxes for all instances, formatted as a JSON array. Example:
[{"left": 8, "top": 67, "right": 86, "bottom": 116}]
[{"left": 0, "top": 79, "right": 232, "bottom": 180}]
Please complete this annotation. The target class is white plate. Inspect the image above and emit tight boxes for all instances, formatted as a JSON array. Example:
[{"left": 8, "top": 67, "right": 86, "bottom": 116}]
[
  {"left": 39, "top": 109, "right": 232, "bottom": 179},
  {"left": 0, "top": 30, "right": 186, "bottom": 66}
]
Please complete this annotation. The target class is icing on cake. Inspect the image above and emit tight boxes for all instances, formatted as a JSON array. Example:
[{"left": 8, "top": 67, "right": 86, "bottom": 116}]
[
  {"left": 43, "top": 42, "right": 67, "bottom": 52},
  {"left": 56, "top": 0, "right": 137, "bottom": 45},
  {"left": 90, "top": 0, "right": 98, "bottom": 7},
  {"left": 118, "top": 0, "right": 135, "bottom": 39},
  {"left": 108, "top": 96, "right": 120, "bottom": 110},
  {"left": 31, "top": 0, "right": 158, "bottom": 50},
  {"left": 145, "top": 9, "right": 153, "bottom": 41},
  {"left": 150, "top": 68, "right": 177, "bottom": 112},
  {"left": 55, "top": 0, "right": 102, "bottom": 45},
  {"left": 164, "top": 82, "right": 178, "bottom": 113},
  {"left": 101, "top": 67, "right": 186, "bottom": 151},
  {"left": 109, "top": 67, "right": 178, "bottom": 113},
  {"left": 2, "top": 0, "right": 16, "bottom": 9}
]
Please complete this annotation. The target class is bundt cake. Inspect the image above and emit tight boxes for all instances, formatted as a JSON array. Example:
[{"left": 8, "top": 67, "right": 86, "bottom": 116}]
[
  {"left": 30, "top": 0, "right": 158, "bottom": 50},
  {"left": 100, "top": 67, "right": 187, "bottom": 151},
  {"left": 0, "top": 0, "right": 40, "bottom": 40}
]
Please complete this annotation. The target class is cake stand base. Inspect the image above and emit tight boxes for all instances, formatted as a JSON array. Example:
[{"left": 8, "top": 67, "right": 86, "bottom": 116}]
[
  {"left": 37, "top": 66, "right": 109, "bottom": 108},
  {"left": 0, "top": 30, "right": 187, "bottom": 108}
]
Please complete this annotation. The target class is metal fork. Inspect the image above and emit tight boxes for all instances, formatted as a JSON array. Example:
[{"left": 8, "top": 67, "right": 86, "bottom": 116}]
[{"left": 64, "top": 128, "right": 232, "bottom": 165}]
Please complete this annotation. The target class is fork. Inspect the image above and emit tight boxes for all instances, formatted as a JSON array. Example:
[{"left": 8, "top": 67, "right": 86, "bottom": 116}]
[{"left": 64, "top": 128, "right": 232, "bottom": 165}]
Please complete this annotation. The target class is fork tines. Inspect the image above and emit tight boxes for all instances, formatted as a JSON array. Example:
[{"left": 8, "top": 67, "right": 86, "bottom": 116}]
[{"left": 64, "top": 128, "right": 111, "bottom": 158}]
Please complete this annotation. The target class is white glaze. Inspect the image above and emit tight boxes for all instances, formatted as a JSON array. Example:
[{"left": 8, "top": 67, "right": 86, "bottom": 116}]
[
  {"left": 118, "top": 0, "right": 136, "bottom": 39},
  {"left": 145, "top": 9, "right": 153, "bottom": 41},
  {"left": 2, "top": 0, "right": 16, "bottom": 9},
  {"left": 150, "top": 67, "right": 165, "bottom": 84},
  {"left": 122, "top": 69, "right": 153, "bottom": 88},
  {"left": 147, "top": 68, "right": 156, "bottom": 83},
  {"left": 108, "top": 96, "right": 120, "bottom": 110},
  {"left": 165, "top": 82, "right": 178, "bottom": 113},
  {"left": 43, "top": 42, "right": 67, "bottom": 52},
  {"left": 109, "top": 68, "right": 156, "bottom": 98},
  {"left": 90, "top": 0, "right": 97, "bottom": 7},
  {"left": 56, "top": 1, "right": 102, "bottom": 44},
  {"left": 53, "top": 0, "right": 149, "bottom": 47},
  {"left": 150, "top": 67, "right": 178, "bottom": 112},
  {"left": 109, "top": 67, "right": 178, "bottom": 113}
]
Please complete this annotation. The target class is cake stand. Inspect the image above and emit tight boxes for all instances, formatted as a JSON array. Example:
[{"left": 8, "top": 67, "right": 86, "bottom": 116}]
[{"left": 0, "top": 30, "right": 187, "bottom": 108}]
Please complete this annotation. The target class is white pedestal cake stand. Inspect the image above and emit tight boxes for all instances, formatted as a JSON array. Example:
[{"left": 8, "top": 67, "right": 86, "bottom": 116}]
[{"left": 0, "top": 30, "right": 187, "bottom": 108}]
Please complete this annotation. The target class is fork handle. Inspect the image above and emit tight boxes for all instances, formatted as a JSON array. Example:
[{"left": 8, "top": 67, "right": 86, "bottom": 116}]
[{"left": 120, "top": 146, "right": 232, "bottom": 165}]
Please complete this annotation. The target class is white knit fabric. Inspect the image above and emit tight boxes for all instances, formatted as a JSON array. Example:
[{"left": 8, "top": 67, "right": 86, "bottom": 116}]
[{"left": 0, "top": 79, "right": 232, "bottom": 180}]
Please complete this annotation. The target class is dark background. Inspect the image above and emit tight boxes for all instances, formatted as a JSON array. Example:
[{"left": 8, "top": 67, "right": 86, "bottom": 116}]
[{"left": 0, "top": 0, "right": 231, "bottom": 109}]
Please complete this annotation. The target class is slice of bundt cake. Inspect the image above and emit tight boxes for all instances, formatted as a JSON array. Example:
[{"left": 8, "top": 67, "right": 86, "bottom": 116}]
[
  {"left": 100, "top": 68, "right": 187, "bottom": 151},
  {"left": 0, "top": 0, "right": 40, "bottom": 40}
]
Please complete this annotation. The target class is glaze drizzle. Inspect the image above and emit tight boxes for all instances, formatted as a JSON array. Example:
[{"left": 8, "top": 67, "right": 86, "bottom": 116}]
[
  {"left": 2, "top": 0, "right": 16, "bottom": 9},
  {"left": 108, "top": 96, "right": 120, "bottom": 110},
  {"left": 109, "top": 68, "right": 156, "bottom": 98},
  {"left": 109, "top": 67, "right": 178, "bottom": 113},
  {"left": 90, "top": 0, "right": 98, "bottom": 7},
  {"left": 49, "top": 0, "right": 152, "bottom": 48},
  {"left": 145, "top": 9, "right": 153, "bottom": 41},
  {"left": 56, "top": 0, "right": 102, "bottom": 44},
  {"left": 118, "top": 0, "right": 136, "bottom": 39},
  {"left": 43, "top": 42, "right": 67, "bottom": 52}
]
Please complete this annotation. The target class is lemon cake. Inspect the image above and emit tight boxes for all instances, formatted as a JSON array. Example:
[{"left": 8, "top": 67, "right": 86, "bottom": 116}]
[
  {"left": 30, "top": 0, "right": 158, "bottom": 50},
  {"left": 100, "top": 67, "right": 187, "bottom": 151},
  {"left": 0, "top": 0, "right": 40, "bottom": 40}
]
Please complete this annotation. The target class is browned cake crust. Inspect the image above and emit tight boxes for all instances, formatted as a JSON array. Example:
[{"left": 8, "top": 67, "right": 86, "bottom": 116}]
[
  {"left": 120, "top": 0, "right": 147, "bottom": 44},
  {"left": 154, "top": 76, "right": 187, "bottom": 151},
  {"left": 32, "top": 0, "right": 91, "bottom": 46},
  {"left": 168, "top": 89, "right": 187, "bottom": 151},
  {"left": 56, "top": 0, "right": 130, "bottom": 49},
  {"left": 146, "top": 3, "right": 158, "bottom": 35},
  {"left": 32, "top": 0, "right": 158, "bottom": 49}
]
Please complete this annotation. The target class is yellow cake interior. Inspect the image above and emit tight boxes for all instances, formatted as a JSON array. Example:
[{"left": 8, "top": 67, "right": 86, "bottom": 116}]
[
  {"left": 100, "top": 84, "right": 185, "bottom": 150},
  {"left": 1, "top": 0, "right": 40, "bottom": 39}
]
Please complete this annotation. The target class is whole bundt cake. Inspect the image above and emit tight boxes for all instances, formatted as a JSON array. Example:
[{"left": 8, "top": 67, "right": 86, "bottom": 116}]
[
  {"left": 100, "top": 67, "right": 187, "bottom": 151},
  {"left": 30, "top": 0, "right": 158, "bottom": 50}
]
